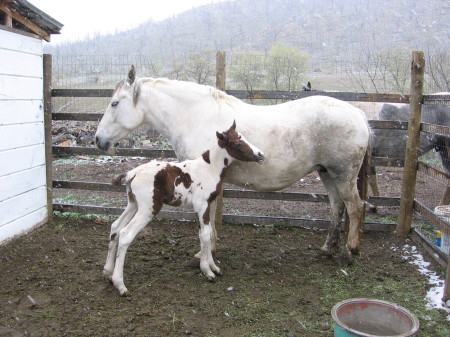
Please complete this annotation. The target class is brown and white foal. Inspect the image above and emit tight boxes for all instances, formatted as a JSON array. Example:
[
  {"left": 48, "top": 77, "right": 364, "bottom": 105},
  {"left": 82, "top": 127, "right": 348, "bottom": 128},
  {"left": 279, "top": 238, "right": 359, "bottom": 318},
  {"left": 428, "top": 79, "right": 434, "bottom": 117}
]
[{"left": 104, "top": 121, "right": 264, "bottom": 296}]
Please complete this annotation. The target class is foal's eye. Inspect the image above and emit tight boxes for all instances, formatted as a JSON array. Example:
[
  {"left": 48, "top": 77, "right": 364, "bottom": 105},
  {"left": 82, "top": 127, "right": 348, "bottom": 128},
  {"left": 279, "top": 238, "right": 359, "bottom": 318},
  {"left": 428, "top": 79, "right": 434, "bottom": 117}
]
[{"left": 111, "top": 101, "right": 119, "bottom": 107}]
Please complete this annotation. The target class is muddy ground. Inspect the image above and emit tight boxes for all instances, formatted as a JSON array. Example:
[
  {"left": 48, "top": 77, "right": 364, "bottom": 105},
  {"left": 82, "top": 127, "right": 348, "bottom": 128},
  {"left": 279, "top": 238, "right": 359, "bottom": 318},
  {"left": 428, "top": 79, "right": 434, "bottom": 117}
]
[{"left": 0, "top": 203, "right": 449, "bottom": 336}]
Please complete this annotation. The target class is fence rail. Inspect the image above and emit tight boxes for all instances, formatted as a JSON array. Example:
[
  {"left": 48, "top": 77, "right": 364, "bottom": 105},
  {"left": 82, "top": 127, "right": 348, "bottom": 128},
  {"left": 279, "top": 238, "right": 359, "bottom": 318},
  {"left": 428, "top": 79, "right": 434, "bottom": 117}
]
[
  {"left": 45, "top": 52, "right": 450, "bottom": 301},
  {"left": 49, "top": 91, "right": 426, "bottom": 215}
]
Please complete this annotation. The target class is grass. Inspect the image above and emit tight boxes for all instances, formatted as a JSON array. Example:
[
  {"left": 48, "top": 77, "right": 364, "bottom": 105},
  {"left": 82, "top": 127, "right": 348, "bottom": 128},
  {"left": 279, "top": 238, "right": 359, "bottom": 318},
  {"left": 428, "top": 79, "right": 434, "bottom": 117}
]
[
  {"left": 52, "top": 211, "right": 119, "bottom": 222},
  {"left": 420, "top": 151, "right": 444, "bottom": 170},
  {"left": 414, "top": 221, "right": 439, "bottom": 242},
  {"left": 365, "top": 215, "right": 398, "bottom": 223},
  {"left": 54, "top": 194, "right": 118, "bottom": 207}
]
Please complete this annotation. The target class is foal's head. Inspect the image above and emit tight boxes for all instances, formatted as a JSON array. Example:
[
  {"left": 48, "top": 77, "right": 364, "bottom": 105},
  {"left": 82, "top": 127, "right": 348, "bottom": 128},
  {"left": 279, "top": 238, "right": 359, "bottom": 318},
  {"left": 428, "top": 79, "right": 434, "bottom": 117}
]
[
  {"left": 216, "top": 121, "right": 265, "bottom": 164},
  {"left": 95, "top": 65, "right": 143, "bottom": 151}
]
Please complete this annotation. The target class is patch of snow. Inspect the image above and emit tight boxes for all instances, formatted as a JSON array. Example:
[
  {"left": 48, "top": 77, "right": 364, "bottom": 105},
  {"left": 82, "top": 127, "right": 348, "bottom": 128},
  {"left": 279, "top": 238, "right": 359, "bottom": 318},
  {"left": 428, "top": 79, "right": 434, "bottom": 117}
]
[{"left": 398, "top": 244, "right": 450, "bottom": 320}]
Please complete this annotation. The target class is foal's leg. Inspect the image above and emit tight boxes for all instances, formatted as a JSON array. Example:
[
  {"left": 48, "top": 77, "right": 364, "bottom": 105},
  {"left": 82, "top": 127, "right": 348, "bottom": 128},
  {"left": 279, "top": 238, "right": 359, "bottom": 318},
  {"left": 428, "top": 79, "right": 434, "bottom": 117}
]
[
  {"left": 111, "top": 210, "right": 152, "bottom": 296},
  {"left": 318, "top": 171, "right": 345, "bottom": 255},
  {"left": 208, "top": 199, "right": 218, "bottom": 256},
  {"left": 198, "top": 223, "right": 222, "bottom": 280},
  {"left": 196, "top": 205, "right": 221, "bottom": 280},
  {"left": 104, "top": 201, "right": 137, "bottom": 278},
  {"left": 194, "top": 200, "right": 218, "bottom": 259}
]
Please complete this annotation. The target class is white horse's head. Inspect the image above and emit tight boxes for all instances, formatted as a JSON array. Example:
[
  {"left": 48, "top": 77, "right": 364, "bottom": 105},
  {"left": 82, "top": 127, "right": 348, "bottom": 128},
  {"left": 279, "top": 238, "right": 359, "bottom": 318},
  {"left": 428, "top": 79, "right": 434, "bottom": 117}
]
[{"left": 95, "top": 66, "right": 144, "bottom": 151}]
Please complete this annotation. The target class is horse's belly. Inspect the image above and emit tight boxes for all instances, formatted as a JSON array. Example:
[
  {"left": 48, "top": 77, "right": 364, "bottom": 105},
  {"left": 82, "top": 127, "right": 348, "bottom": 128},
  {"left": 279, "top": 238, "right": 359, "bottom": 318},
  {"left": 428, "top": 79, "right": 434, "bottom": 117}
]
[{"left": 224, "top": 161, "right": 313, "bottom": 191}]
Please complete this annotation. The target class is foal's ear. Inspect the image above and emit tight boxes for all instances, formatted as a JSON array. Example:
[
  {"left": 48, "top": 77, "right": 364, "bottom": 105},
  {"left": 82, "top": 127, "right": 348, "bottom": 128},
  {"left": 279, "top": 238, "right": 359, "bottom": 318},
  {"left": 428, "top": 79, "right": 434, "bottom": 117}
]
[
  {"left": 127, "top": 65, "right": 136, "bottom": 84},
  {"left": 216, "top": 131, "right": 225, "bottom": 141},
  {"left": 229, "top": 120, "right": 237, "bottom": 131}
]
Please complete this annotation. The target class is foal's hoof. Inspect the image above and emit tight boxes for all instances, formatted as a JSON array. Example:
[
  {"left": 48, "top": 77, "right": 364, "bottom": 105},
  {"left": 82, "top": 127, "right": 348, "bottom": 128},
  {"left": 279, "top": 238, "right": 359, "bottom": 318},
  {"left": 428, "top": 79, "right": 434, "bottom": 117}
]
[
  {"left": 205, "top": 273, "right": 217, "bottom": 282},
  {"left": 119, "top": 289, "right": 130, "bottom": 297},
  {"left": 103, "top": 270, "right": 113, "bottom": 283}
]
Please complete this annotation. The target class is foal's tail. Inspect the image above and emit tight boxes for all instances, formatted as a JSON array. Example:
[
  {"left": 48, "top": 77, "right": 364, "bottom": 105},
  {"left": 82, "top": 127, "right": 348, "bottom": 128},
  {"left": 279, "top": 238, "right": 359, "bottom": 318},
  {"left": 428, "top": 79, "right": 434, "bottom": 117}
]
[{"left": 112, "top": 173, "right": 128, "bottom": 185}]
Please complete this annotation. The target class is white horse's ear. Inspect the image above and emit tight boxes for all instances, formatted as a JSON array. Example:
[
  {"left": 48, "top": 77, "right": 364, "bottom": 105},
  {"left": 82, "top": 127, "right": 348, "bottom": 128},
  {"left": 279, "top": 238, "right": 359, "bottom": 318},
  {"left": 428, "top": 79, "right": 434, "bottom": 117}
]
[{"left": 127, "top": 65, "right": 136, "bottom": 84}]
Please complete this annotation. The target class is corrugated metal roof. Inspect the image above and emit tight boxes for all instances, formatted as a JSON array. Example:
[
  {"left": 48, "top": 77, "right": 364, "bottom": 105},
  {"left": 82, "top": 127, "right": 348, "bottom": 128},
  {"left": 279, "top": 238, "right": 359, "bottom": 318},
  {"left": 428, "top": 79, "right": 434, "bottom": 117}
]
[{"left": 4, "top": 0, "right": 63, "bottom": 34}]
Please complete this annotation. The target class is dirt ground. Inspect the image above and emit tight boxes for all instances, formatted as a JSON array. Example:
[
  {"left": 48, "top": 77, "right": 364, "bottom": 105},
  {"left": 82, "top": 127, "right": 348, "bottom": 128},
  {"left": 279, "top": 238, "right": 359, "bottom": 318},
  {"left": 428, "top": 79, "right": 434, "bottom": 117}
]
[
  {"left": 1, "top": 180, "right": 450, "bottom": 337},
  {"left": 0, "top": 216, "right": 449, "bottom": 337}
]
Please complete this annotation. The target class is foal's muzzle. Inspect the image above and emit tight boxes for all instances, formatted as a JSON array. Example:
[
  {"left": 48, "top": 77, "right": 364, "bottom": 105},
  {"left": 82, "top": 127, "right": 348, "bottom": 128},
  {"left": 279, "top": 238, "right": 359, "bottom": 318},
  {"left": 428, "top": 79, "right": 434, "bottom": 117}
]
[{"left": 257, "top": 152, "right": 265, "bottom": 164}]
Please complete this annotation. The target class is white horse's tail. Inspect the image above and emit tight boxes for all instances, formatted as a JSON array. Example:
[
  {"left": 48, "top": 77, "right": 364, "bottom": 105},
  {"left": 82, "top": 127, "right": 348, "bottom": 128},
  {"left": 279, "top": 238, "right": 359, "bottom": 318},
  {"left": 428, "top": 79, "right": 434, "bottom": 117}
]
[{"left": 357, "top": 138, "right": 372, "bottom": 203}]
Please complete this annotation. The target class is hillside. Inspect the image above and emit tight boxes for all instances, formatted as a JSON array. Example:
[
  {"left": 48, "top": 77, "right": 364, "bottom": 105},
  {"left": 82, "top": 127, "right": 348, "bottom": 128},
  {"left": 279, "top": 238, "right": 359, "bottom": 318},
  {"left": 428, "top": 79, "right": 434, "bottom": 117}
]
[{"left": 45, "top": 0, "right": 449, "bottom": 67}]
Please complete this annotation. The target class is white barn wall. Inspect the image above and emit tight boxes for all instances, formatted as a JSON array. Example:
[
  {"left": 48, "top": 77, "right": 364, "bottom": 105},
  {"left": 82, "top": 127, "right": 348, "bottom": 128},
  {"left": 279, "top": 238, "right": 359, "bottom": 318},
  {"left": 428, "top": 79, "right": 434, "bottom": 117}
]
[{"left": 0, "top": 29, "right": 48, "bottom": 243}]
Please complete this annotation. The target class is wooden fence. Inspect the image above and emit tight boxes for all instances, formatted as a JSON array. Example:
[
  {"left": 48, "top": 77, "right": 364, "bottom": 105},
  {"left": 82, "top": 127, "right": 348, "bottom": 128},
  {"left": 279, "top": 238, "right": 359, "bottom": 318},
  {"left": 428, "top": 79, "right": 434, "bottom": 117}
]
[{"left": 43, "top": 52, "right": 450, "bottom": 300}]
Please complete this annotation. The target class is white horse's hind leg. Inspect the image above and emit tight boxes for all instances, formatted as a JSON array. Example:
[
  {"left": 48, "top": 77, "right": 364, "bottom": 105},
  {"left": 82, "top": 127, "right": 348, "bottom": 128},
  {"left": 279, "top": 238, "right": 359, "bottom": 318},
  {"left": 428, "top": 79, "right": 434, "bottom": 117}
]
[
  {"left": 334, "top": 179, "right": 364, "bottom": 254},
  {"left": 104, "top": 201, "right": 137, "bottom": 278},
  {"left": 111, "top": 210, "right": 152, "bottom": 296},
  {"left": 318, "top": 171, "right": 345, "bottom": 255}
]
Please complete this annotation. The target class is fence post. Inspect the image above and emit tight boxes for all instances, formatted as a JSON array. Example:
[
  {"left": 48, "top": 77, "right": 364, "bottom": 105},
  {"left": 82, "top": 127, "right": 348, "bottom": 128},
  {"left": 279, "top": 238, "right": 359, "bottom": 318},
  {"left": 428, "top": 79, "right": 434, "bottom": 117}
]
[
  {"left": 43, "top": 54, "right": 53, "bottom": 221},
  {"left": 396, "top": 51, "right": 425, "bottom": 236},
  {"left": 215, "top": 51, "right": 226, "bottom": 228}
]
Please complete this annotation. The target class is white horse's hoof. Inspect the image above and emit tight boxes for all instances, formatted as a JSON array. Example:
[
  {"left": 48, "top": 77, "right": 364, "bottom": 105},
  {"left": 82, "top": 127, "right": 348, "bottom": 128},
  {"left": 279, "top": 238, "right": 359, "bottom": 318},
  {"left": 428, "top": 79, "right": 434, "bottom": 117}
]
[
  {"left": 337, "top": 249, "right": 353, "bottom": 266},
  {"left": 320, "top": 245, "right": 332, "bottom": 256}
]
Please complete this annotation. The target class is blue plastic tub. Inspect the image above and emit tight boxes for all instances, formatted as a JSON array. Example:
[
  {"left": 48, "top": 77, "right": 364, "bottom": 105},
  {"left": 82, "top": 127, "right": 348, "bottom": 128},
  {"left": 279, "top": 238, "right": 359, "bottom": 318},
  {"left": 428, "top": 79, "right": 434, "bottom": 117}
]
[{"left": 331, "top": 298, "right": 419, "bottom": 337}]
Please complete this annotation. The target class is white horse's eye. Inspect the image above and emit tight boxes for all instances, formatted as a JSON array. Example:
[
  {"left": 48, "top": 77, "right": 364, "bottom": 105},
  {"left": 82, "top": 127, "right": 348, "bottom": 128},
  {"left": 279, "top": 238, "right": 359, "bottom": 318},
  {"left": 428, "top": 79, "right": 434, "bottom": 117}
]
[{"left": 111, "top": 101, "right": 119, "bottom": 107}]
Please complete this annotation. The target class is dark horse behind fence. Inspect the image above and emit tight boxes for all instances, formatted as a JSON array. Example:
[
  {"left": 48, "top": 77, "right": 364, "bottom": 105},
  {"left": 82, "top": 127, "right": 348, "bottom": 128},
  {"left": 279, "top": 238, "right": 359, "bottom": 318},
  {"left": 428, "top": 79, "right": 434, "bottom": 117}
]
[
  {"left": 369, "top": 94, "right": 450, "bottom": 207},
  {"left": 95, "top": 66, "right": 371, "bottom": 263}
]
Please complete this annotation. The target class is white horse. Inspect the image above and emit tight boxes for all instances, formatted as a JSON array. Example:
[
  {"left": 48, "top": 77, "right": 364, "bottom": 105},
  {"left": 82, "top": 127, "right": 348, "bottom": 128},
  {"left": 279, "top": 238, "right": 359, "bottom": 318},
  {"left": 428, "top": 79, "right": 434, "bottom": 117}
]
[{"left": 95, "top": 66, "right": 371, "bottom": 261}]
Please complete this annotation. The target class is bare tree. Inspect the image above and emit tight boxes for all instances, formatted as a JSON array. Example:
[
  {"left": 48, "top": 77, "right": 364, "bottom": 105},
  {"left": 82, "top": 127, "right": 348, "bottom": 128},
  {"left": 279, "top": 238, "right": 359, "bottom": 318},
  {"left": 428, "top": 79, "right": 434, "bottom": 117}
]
[
  {"left": 426, "top": 47, "right": 450, "bottom": 92},
  {"left": 229, "top": 51, "right": 265, "bottom": 91},
  {"left": 266, "top": 43, "right": 309, "bottom": 91},
  {"left": 184, "top": 51, "right": 215, "bottom": 85}
]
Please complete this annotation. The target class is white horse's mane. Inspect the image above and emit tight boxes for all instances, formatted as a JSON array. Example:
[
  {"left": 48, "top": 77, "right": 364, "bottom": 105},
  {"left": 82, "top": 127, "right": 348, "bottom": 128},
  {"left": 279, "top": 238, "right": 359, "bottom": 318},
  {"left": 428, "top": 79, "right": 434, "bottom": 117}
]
[{"left": 137, "top": 77, "right": 241, "bottom": 107}]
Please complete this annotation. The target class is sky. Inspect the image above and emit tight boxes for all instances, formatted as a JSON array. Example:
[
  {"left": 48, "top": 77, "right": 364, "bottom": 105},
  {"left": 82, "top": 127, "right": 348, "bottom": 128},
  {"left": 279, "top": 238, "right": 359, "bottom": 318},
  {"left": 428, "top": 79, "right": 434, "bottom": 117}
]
[{"left": 29, "top": 0, "right": 230, "bottom": 44}]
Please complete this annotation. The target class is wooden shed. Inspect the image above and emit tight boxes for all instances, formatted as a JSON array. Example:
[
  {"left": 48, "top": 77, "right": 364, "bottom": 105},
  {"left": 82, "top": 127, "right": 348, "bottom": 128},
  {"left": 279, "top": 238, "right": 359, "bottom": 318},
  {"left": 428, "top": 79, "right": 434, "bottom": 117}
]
[{"left": 0, "top": 0, "right": 62, "bottom": 242}]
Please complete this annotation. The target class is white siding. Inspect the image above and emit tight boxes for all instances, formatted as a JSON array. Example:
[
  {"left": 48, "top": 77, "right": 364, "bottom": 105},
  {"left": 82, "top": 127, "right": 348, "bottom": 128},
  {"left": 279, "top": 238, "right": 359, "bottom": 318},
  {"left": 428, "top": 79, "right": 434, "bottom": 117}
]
[{"left": 0, "top": 30, "right": 47, "bottom": 242}]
